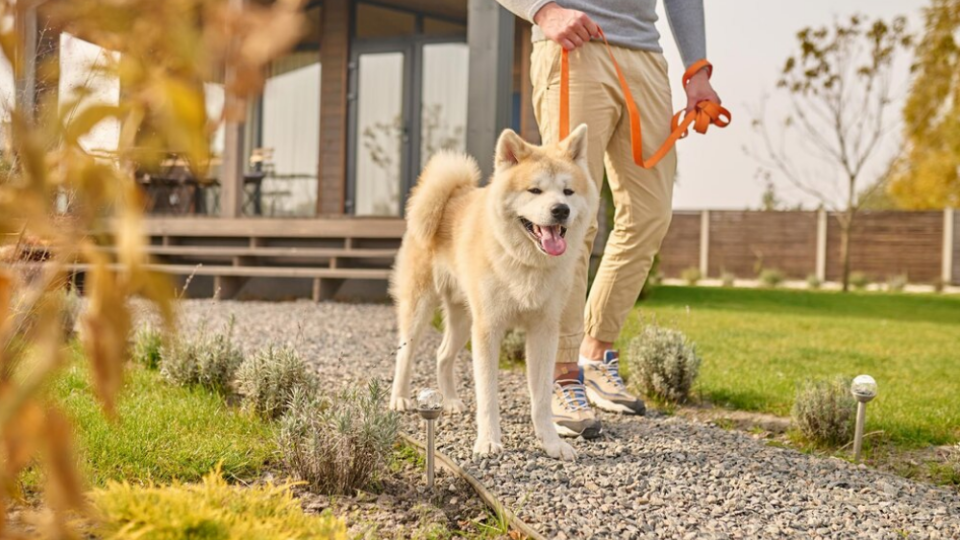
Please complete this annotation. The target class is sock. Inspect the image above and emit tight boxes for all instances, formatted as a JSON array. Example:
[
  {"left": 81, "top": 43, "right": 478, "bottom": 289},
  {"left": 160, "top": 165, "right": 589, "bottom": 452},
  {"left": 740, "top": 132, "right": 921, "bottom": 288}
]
[
  {"left": 578, "top": 355, "right": 601, "bottom": 367},
  {"left": 556, "top": 365, "right": 583, "bottom": 386}
]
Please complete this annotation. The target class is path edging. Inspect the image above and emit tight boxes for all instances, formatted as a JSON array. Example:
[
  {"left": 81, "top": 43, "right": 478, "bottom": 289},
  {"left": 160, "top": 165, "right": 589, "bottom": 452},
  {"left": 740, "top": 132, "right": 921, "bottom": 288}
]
[{"left": 399, "top": 433, "right": 547, "bottom": 540}]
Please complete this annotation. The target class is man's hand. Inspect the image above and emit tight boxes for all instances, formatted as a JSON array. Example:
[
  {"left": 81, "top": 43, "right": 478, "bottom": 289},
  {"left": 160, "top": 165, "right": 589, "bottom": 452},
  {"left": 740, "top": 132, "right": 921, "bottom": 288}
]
[
  {"left": 684, "top": 68, "right": 721, "bottom": 112},
  {"left": 533, "top": 2, "right": 599, "bottom": 51}
]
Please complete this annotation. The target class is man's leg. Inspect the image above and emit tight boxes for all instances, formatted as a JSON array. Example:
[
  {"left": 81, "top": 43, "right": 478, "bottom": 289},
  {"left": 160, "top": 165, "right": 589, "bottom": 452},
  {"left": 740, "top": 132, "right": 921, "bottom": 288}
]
[
  {"left": 530, "top": 40, "right": 618, "bottom": 437},
  {"left": 580, "top": 49, "right": 677, "bottom": 413}
]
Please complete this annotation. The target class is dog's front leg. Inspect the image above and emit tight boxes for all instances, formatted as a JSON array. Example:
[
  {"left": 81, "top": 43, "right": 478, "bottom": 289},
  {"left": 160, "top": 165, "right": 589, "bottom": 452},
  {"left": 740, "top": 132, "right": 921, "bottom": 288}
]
[
  {"left": 526, "top": 320, "right": 577, "bottom": 461},
  {"left": 471, "top": 323, "right": 504, "bottom": 455}
]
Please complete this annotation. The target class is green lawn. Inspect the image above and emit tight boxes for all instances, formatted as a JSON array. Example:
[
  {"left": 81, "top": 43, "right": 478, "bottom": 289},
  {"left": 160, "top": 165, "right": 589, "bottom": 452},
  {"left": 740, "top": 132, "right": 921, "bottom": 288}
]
[
  {"left": 40, "top": 351, "right": 276, "bottom": 487},
  {"left": 620, "top": 286, "right": 960, "bottom": 447}
]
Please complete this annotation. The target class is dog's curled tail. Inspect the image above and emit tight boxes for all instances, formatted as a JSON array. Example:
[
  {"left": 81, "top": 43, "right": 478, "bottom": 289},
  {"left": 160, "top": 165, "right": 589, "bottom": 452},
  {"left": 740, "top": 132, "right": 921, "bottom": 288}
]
[{"left": 405, "top": 151, "right": 480, "bottom": 245}]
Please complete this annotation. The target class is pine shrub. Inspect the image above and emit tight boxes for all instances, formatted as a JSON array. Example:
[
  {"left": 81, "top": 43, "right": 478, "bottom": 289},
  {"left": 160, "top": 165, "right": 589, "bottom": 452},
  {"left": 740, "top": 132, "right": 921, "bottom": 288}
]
[
  {"left": 278, "top": 380, "right": 398, "bottom": 495},
  {"left": 236, "top": 346, "right": 315, "bottom": 419},
  {"left": 626, "top": 325, "right": 701, "bottom": 403},
  {"left": 791, "top": 377, "right": 856, "bottom": 447}
]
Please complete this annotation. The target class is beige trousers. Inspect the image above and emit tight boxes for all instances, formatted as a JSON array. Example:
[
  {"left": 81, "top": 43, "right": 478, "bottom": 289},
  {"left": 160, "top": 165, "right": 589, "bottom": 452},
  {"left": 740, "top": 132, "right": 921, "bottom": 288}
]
[{"left": 530, "top": 40, "right": 677, "bottom": 363}]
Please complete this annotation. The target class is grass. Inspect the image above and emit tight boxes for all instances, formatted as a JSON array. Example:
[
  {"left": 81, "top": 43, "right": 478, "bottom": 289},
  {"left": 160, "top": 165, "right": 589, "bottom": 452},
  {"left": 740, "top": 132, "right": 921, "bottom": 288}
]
[
  {"left": 621, "top": 286, "right": 960, "bottom": 448},
  {"left": 35, "top": 347, "right": 276, "bottom": 488}
]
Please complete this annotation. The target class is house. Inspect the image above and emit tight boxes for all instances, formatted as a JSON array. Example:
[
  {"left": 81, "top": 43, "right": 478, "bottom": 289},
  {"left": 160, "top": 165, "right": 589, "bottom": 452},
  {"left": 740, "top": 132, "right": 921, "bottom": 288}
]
[{"left": 10, "top": 0, "right": 542, "bottom": 300}]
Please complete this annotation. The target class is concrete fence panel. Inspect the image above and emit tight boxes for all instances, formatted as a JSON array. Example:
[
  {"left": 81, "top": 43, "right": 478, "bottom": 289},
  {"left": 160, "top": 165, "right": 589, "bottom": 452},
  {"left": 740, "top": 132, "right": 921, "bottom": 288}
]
[
  {"left": 658, "top": 211, "right": 701, "bottom": 277},
  {"left": 655, "top": 209, "right": 950, "bottom": 284},
  {"left": 825, "top": 211, "right": 943, "bottom": 283},
  {"left": 707, "top": 211, "right": 817, "bottom": 279}
]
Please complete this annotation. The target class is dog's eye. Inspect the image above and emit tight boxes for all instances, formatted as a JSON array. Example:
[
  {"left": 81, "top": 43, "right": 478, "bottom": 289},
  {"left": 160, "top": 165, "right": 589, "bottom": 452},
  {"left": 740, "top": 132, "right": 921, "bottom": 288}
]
[
  {"left": 528, "top": 188, "right": 542, "bottom": 195},
  {"left": 563, "top": 189, "right": 574, "bottom": 196}
]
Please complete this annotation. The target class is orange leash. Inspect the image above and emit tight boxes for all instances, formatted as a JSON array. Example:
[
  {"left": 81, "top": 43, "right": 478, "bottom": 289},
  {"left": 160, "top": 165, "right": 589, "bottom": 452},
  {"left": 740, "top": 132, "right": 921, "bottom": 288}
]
[{"left": 558, "top": 28, "right": 731, "bottom": 169}]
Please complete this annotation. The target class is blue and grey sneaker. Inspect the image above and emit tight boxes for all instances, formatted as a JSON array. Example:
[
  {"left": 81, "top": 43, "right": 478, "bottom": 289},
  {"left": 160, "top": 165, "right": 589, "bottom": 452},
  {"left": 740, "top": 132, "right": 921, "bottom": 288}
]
[
  {"left": 583, "top": 350, "right": 646, "bottom": 415},
  {"left": 551, "top": 369, "right": 603, "bottom": 439}
]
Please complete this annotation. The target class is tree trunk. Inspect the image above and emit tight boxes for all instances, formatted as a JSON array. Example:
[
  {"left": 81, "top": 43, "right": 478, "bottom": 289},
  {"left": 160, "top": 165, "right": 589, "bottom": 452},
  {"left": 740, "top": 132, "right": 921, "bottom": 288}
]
[
  {"left": 838, "top": 206, "right": 856, "bottom": 292},
  {"left": 839, "top": 174, "right": 858, "bottom": 293},
  {"left": 839, "top": 220, "right": 851, "bottom": 292}
]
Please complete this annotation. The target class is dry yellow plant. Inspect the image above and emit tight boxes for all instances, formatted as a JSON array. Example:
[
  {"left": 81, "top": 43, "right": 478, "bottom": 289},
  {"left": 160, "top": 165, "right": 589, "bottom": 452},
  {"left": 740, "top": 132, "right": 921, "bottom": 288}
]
[{"left": 0, "top": 0, "right": 305, "bottom": 537}]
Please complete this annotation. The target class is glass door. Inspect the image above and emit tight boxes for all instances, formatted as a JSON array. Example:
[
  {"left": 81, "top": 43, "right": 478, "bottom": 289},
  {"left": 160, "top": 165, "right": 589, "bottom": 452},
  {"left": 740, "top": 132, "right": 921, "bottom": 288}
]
[
  {"left": 346, "top": 2, "right": 468, "bottom": 217},
  {"left": 349, "top": 48, "right": 408, "bottom": 216}
]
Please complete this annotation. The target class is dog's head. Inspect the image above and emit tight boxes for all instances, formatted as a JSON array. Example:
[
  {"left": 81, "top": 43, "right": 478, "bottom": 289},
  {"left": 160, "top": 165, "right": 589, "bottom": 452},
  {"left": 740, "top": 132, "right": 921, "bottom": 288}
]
[{"left": 487, "top": 124, "right": 598, "bottom": 259}]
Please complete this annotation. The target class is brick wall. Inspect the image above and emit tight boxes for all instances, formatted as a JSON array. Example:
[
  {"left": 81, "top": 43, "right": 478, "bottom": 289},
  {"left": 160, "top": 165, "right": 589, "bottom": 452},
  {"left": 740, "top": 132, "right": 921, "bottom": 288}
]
[{"left": 317, "top": 0, "right": 349, "bottom": 215}]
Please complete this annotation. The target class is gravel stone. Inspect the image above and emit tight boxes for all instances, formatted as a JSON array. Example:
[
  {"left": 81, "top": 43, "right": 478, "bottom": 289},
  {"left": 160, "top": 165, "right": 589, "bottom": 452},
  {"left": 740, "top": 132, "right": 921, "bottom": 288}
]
[{"left": 165, "top": 300, "right": 960, "bottom": 540}]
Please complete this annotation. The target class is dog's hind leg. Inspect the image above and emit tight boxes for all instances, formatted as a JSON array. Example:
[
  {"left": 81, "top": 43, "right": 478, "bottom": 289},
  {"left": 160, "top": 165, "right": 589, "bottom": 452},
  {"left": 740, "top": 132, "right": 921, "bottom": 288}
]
[
  {"left": 437, "top": 299, "right": 470, "bottom": 414},
  {"left": 390, "top": 293, "right": 437, "bottom": 412},
  {"left": 471, "top": 320, "right": 506, "bottom": 455},
  {"left": 526, "top": 319, "right": 577, "bottom": 461}
]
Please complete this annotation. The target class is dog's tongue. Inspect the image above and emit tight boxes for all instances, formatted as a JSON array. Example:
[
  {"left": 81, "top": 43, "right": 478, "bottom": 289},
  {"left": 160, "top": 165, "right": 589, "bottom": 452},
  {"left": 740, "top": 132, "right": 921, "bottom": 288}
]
[{"left": 539, "top": 225, "right": 566, "bottom": 256}]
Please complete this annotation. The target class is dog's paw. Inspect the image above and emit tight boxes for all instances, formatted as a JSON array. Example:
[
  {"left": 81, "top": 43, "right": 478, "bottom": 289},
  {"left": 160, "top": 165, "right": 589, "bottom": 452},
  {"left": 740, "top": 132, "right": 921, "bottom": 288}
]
[
  {"left": 473, "top": 438, "right": 504, "bottom": 455},
  {"left": 443, "top": 398, "right": 466, "bottom": 414},
  {"left": 542, "top": 440, "right": 577, "bottom": 461},
  {"left": 389, "top": 395, "right": 415, "bottom": 412}
]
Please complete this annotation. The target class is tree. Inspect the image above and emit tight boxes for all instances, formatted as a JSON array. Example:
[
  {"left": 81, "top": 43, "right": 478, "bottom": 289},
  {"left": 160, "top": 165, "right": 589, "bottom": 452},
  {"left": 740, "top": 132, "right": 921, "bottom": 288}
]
[
  {"left": 0, "top": 0, "right": 304, "bottom": 534},
  {"left": 888, "top": 0, "right": 960, "bottom": 209},
  {"left": 749, "top": 15, "right": 913, "bottom": 291}
]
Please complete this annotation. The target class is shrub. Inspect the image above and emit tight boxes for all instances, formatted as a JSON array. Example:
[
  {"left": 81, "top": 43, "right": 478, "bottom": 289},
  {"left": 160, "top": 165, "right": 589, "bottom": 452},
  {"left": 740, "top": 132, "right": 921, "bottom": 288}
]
[
  {"left": 133, "top": 327, "right": 164, "bottom": 370},
  {"left": 278, "top": 380, "right": 398, "bottom": 495},
  {"left": 806, "top": 274, "right": 822, "bottom": 290},
  {"left": 758, "top": 268, "right": 785, "bottom": 288},
  {"left": 849, "top": 271, "right": 870, "bottom": 290},
  {"left": 886, "top": 274, "right": 908, "bottom": 292},
  {"left": 791, "top": 377, "right": 856, "bottom": 447},
  {"left": 720, "top": 271, "right": 736, "bottom": 288},
  {"left": 161, "top": 321, "right": 244, "bottom": 393},
  {"left": 681, "top": 267, "right": 702, "bottom": 286},
  {"left": 500, "top": 329, "right": 525, "bottom": 365},
  {"left": 236, "top": 346, "right": 316, "bottom": 420},
  {"left": 91, "top": 468, "right": 347, "bottom": 540},
  {"left": 626, "top": 325, "right": 701, "bottom": 403}
]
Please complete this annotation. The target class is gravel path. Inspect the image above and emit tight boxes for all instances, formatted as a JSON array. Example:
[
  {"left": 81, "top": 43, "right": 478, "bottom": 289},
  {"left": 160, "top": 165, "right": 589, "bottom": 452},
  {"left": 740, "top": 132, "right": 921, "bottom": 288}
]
[{"left": 174, "top": 300, "right": 960, "bottom": 540}]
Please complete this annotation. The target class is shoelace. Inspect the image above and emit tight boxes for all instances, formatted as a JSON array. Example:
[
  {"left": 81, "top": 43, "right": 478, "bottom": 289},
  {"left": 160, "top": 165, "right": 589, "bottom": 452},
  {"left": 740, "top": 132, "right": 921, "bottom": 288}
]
[
  {"left": 554, "top": 379, "right": 590, "bottom": 412},
  {"left": 602, "top": 358, "right": 626, "bottom": 389}
]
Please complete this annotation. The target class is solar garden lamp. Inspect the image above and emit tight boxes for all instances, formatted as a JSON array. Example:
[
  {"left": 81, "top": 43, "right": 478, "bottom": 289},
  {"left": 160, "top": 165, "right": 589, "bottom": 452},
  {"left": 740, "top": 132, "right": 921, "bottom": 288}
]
[
  {"left": 416, "top": 388, "right": 443, "bottom": 489},
  {"left": 851, "top": 375, "right": 878, "bottom": 462}
]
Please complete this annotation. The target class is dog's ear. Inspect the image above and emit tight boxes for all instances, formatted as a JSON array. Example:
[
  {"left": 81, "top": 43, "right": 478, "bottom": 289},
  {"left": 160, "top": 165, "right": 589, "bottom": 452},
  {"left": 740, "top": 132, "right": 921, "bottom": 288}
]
[
  {"left": 494, "top": 129, "right": 531, "bottom": 170},
  {"left": 559, "top": 123, "right": 589, "bottom": 171}
]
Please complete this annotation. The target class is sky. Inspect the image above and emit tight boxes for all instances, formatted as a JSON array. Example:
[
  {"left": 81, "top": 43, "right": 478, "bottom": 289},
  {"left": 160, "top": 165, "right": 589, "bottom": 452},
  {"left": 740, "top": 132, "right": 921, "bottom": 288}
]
[{"left": 653, "top": 0, "right": 928, "bottom": 210}]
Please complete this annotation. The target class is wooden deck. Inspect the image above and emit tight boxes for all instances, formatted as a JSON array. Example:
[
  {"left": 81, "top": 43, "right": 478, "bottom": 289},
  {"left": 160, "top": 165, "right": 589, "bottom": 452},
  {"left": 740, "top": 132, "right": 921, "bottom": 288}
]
[
  {"left": 138, "top": 217, "right": 405, "bottom": 299},
  {"left": 5, "top": 217, "right": 406, "bottom": 300}
]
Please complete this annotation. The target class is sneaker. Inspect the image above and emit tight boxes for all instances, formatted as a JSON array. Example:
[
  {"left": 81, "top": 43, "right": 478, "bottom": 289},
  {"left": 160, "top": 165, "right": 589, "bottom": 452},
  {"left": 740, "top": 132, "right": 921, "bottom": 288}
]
[
  {"left": 583, "top": 350, "right": 646, "bottom": 415},
  {"left": 551, "top": 369, "right": 603, "bottom": 439}
]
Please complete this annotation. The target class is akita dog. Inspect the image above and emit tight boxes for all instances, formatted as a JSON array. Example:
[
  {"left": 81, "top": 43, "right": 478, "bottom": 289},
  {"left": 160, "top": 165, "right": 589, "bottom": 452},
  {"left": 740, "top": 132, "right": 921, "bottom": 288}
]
[{"left": 389, "top": 125, "right": 597, "bottom": 461}]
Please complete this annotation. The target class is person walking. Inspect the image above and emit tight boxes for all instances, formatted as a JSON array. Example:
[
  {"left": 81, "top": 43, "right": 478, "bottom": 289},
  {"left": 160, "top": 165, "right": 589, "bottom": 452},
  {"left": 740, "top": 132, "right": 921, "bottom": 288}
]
[{"left": 495, "top": 0, "right": 722, "bottom": 437}]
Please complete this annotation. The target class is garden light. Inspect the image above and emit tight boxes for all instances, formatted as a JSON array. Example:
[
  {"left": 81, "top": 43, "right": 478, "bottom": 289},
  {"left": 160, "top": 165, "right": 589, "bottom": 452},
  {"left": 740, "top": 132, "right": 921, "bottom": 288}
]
[
  {"left": 417, "top": 388, "right": 444, "bottom": 411},
  {"left": 850, "top": 375, "right": 877, "bottom": 462},
  {"left": 416, "top": 389, "right": 443, "bottom": 489}
]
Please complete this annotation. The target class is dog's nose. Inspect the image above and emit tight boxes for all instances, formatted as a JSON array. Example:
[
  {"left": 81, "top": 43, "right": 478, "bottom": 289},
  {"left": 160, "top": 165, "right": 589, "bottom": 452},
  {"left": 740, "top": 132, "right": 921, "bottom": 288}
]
[{"left": 551, "top": 204, "right": 570, "bottom": 221}]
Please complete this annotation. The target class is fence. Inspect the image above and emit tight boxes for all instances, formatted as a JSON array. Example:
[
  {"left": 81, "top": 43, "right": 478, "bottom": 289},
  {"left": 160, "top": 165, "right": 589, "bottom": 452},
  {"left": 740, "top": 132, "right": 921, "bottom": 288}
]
[{"left": 657, "top": 209, "right": 958, "bottom": 285}]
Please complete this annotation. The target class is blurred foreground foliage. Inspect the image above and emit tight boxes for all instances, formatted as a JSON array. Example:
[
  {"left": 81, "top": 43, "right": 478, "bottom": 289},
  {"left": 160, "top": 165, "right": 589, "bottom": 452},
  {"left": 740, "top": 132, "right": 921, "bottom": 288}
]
[
  {"left": 0, "top": 0, "right": 304, "bottom": 536},
  {"left": 90, "top": 468, "right": 346, "bottom": 540}
]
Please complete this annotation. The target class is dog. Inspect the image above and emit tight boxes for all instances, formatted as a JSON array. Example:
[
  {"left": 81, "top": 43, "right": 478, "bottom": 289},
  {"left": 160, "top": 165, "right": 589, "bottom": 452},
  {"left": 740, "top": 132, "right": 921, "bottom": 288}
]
[{"left": 388, "top": 124, "right": 598, "bottom": 461}]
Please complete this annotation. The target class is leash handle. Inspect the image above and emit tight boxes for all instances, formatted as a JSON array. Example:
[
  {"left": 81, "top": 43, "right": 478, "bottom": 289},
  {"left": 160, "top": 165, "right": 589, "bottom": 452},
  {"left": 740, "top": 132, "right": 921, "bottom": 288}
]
[{"left": 558, "top": 28, "right": 731, "bottom": 169}]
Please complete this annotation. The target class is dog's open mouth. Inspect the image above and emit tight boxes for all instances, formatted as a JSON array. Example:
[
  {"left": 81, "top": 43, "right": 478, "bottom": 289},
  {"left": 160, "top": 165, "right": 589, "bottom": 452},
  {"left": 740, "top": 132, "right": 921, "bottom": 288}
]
[{"left": 520, "top": 217, "right": 568, "bottom": 256}]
